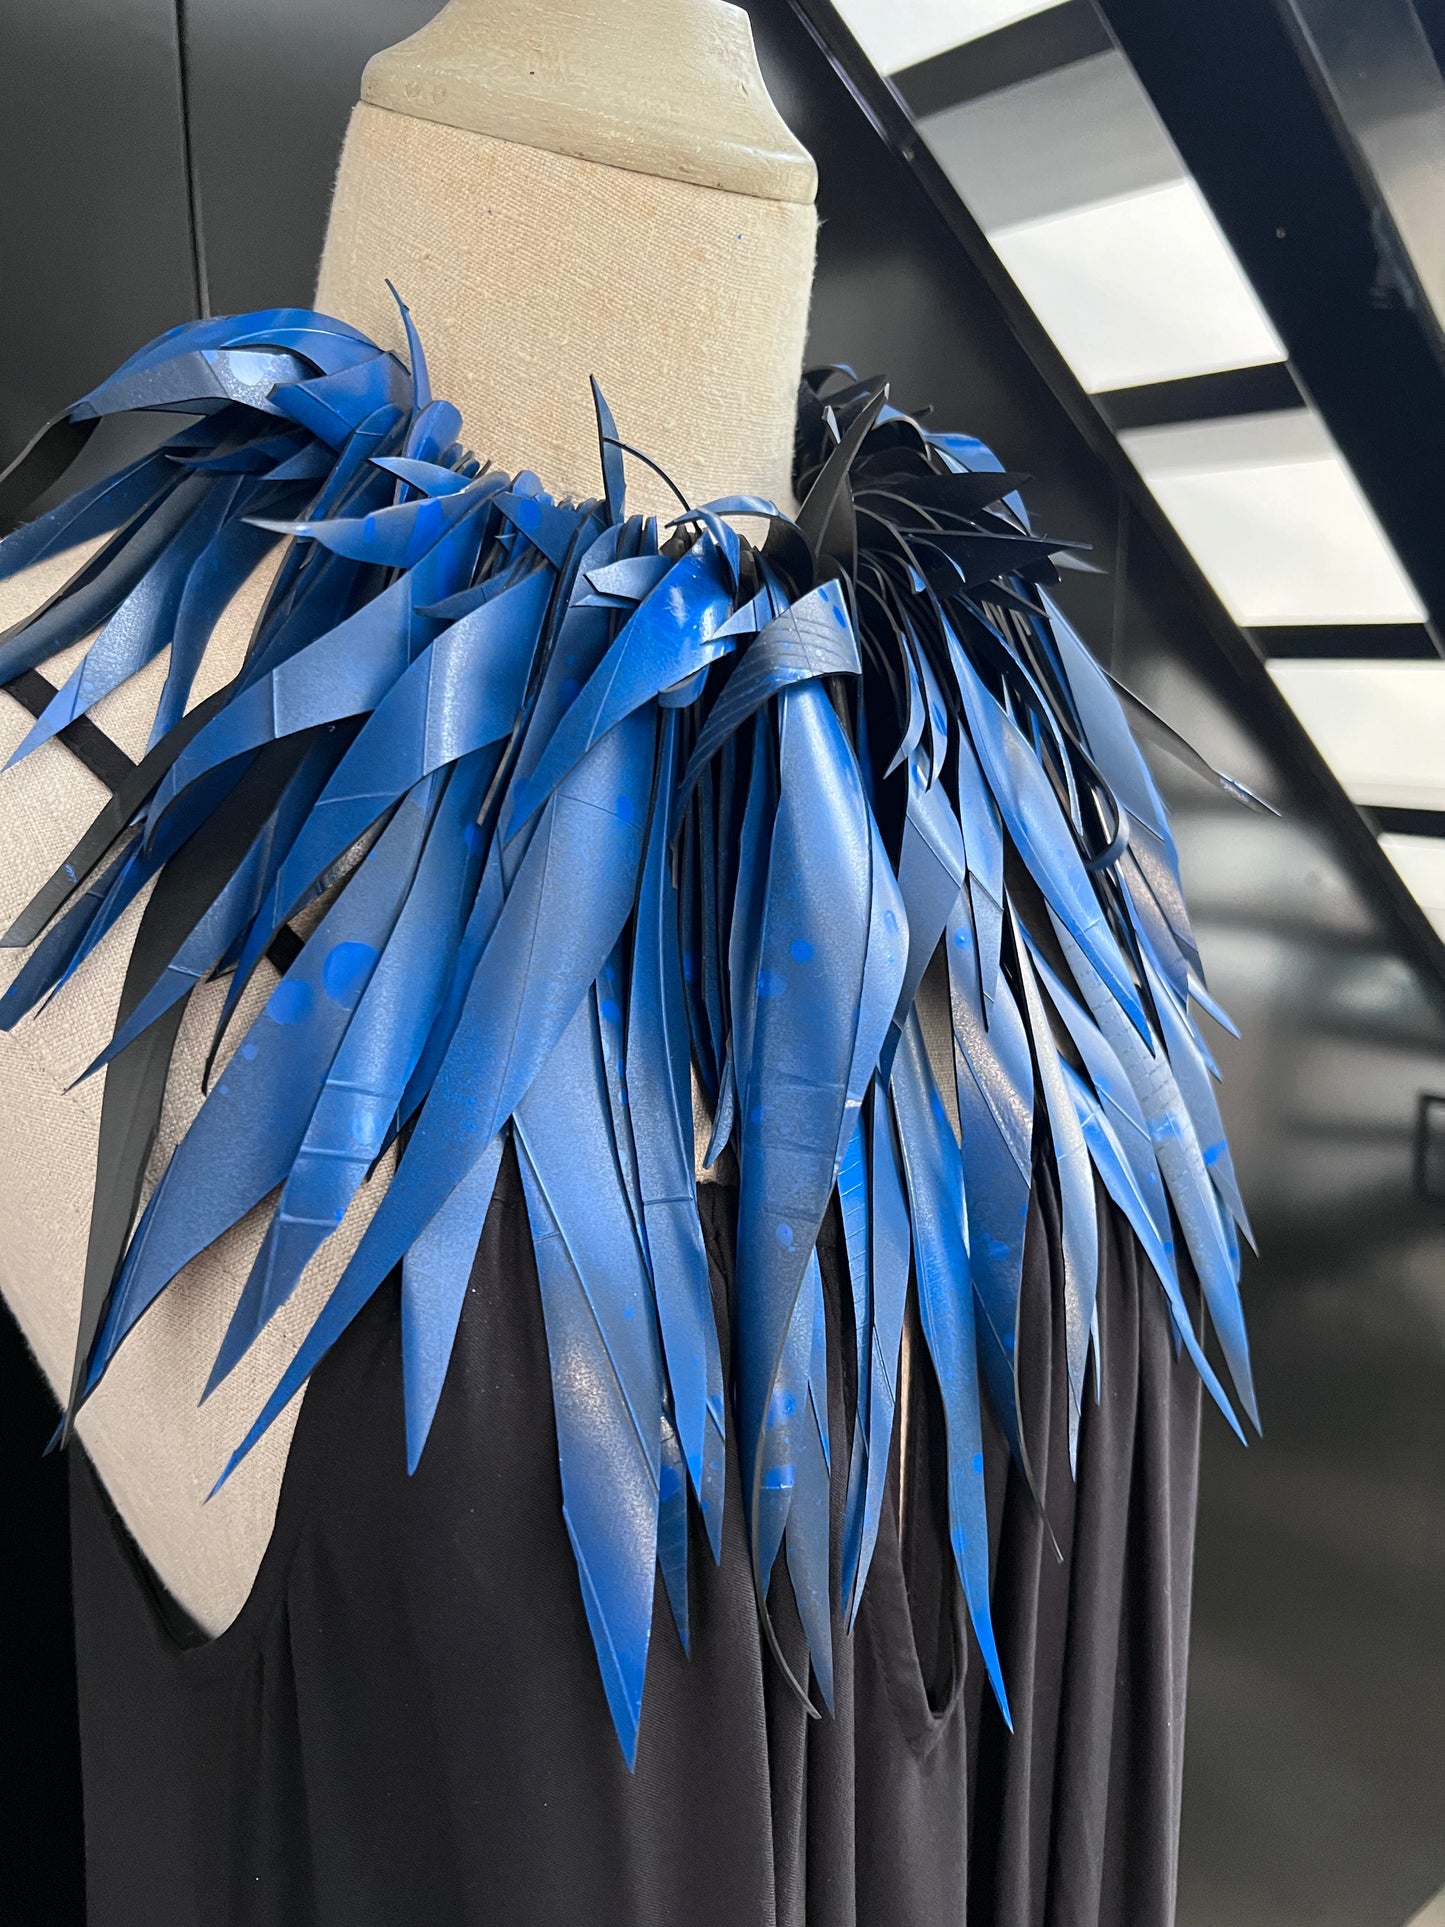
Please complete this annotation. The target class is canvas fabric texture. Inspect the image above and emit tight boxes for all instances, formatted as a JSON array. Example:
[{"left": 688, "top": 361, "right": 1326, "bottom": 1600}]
[{"left": 316, "top": 105, "right": 817, "bottom": 514}]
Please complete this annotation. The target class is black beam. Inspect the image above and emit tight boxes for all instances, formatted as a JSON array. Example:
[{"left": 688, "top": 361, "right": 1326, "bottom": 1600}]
[
  {"left": 1093, "top": 0, "right": 1445, "bottom": 631},
  {"left": 764, "top": 0, "right": 1445, "bottom": 1016},
  {"left": 891, "top": 1, "right": 1110, "bottom": 116},
  {"left": 1251, "top": 622, "right": 1441, "bottom": 660},
  {"left": 1098, "top": 361, "right": 1305, "bottom": 433},
  {"left": 1369, "top": 805, "right": 1445, "bottom": 838}
]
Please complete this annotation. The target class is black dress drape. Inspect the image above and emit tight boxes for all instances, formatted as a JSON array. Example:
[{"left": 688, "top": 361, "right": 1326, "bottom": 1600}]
[{"left": 70, "top": 1147, "right": 1201, "bottom": 1926}]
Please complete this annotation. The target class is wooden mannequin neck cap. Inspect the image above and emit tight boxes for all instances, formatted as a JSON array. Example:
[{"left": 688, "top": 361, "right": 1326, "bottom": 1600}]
[{"left": 360, "top": 0, "right": 818, "bottom": 206}]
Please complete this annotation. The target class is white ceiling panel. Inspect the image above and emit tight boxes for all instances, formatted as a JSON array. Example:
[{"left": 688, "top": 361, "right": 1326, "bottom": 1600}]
[
  {"left": 990, "top": 180, "right": 1286, "bottom": 392},
  {"left": 1379, "top": 834, "right": 1445, "bottom": 939},
  {"left": 832, "top": 0, "right": 1067, "bottom": 75},
  {"left": 920, "top": 50, "right": 1181, "bottom": 230},
  {"left": 1268, "top": 660, "right": 1445, "bottom": 809},
  {"left": 1123, "top": 410, "right": 1424, "bottom": 626}
]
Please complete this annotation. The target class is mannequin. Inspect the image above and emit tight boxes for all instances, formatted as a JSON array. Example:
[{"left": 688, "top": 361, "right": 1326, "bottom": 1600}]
[{"left": 0, "top": 0, "right": 817, "bottom": 1634}]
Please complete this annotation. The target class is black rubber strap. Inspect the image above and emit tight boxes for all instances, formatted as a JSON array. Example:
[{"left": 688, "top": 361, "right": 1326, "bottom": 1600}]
[
  {"left": 1, "top": 669, "right": 304, "bottom": 975},
  {"left": 4, "top": 668, "right": 137, "bottom": 791}
]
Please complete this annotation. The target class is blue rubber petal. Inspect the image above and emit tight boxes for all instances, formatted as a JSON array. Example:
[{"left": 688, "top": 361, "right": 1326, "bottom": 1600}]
[
  {"left": 589, "top": 378, "right": 627, "bottom": 525},
  {"left": 400, "top": 1134, "right": 506, "bottom": 1473},
  {"left": 946, "top": 894, "right": 1034, "bottom": 1477},
  {"left": 628, "top": 711, "right": 726, "bottom": 1553},
  {"left": 785, "top": 1249, "right": 835, "bottom": 1714},
  {"left": 263, "top": 443, "right": 335, "bottom": 484},
  {"left": 893, "top": 747, "right": 967, "bottom": 1024},
  {"left": 39, "top": 831, "right": 171, "bottom": 1008},
  {"left": 68, "top": 311, "right": 375, "bottom": 421},
  {"left": 736, "top": 681, "right": 871, "bottom": 1613},
  {"left": 1043, "top": 593, "right": 1173, "bottom": 855},
  {"left": 836, "top": 1114, "right": 872, "bottom": 1611},
  {"left": 953, "top": 723, "right": 1004, "bottom": 1012},
  {"left": 224, "top": 317, "right": 391, "bottom": 377},
  {"left": 1013, "top": 922, "right": 1098, "bottom": 1468},
  {"left": 1060, "top": 1061, "right": 1244, "bottom": 1443},
  {"left": 223, "top": 552, "right": 539, "bottom": 1004},
  {"left": 83, "top": 774, "right": 435, "bottom": 1391},
  {"left": 583, "top": 555, "right": 672, "bottom": 604},
  {"left": 840, "top": 805, "right": 907, "bottom": 1156},
  {"left": 211, "top": 705, "right": 658, "bottom": 1451},
  {"left": 494, "top": 489, "right": 590, "bottom": 570},
  {"left": 253, "top": 471, "right": 499, "bottom": 569},
  {"left": 209, "top": 757, "right": 491, "bottom": 1390},
  {"left": 256, "top": 564, "right": 551, "bottom": 935},
  {"left": 947, "top": 626, "right": 1149, "bottom": 1044},
  {"left": 843, "top": 1090, "right": 910, "bottom": 1626},
  {"left": 727, "top": 713, "right": 777, "bottom": 1135},
  {"left": 1188, "top": 972, "right": 1239, "bottom": 1039},
  {"left": 1137, "top": 939, "right": 1255, "bottom": 1251},
  {"left": 658, "top": 1403, "right": 692, "bottom": 1653},
  {"left": 71, "top": 344, "right": 306, "bottom": 422},
  {"left": 270, "top": 353, "right": 412, "bottom": 448},
  {"left": 78, "top": 736, "right": 340, "bottom": 1079},
  {"left": 915, "top": 634, "right": 951, "bottom": 789},
  {"left": 753, "top": 1242, "right": 812, "bottom": 1602},
  {"left": 396, "top": 802, "right": 508, "bottom": 1131},
  {"left": 150, "top": 510, "right": 287, "bottom": 746},
  {"left": 144, "top": 557, "right": 436, "bottom": 842},
  {"left": 504, "top": 534, "right": 734, "bottom": 838},
  {"left": 371, "top": 455, "right": 478, "bottom": 499},
  {"left": 594, "top": 953, "right": 643, "bottom": 1227},
  {"left": 0, "top": 448, "right": 176, "bottom": 581},
  {"left": 0, "top": 471, "right": 211, "bottom": 685},
  {"left": 505, "top": 519, "right": 635, "bottom": 800},
  {"left": 695, "top": 764, "right": 729, "bottom": 1095},
  {"left": 887, "top": 644, "right": 927, "bottom": 779},
  {"left": 0, "top": 840, "right": 137, "bottom": 1031},
  {"left": 674, "top": 580, "right": 860, "bottom": 828},
  {"left": 1051, "top": 918, "right": 1259, "bottom": 1431},
  {"left": 890, "top": 1010, "right": 1010, "bottom": 1724},
  {"left": 6, "top": 475, "right": 245, "bottom": 767},
  {"left": 1023, "top": 936, "right": 1173, "bottom": 1266},
  {"left": 515, "top": 992, "right": 665, "bottom": 1770}
]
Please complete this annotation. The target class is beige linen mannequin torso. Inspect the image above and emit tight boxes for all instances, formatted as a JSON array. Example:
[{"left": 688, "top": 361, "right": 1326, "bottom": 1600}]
[{"left": 0, "top": 0, "right": 816, "bottom": 1632}]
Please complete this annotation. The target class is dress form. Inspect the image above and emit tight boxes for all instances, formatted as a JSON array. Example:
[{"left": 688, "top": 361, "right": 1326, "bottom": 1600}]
[{"left": 0, "top": 0, "right": 818, "bottom": 1633}]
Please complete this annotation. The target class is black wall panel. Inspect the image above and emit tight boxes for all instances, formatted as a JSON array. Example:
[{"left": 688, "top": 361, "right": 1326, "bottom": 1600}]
[
  {"left": 184, "top": 0, "right": 441, "bottom": 315},
  {"left": 0, "top": 0, "right": 197, "bottom": 460}
]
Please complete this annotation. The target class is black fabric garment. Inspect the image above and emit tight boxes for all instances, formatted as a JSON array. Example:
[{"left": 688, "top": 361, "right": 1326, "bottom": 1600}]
[{"left": 69, "top": 1149, "right": 1201, "bottom": 1927}]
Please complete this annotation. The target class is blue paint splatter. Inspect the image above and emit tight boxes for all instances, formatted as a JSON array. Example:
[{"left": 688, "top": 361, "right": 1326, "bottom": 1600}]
[
  {"left": 323, "top": 940, "right": 376, "bottom": 1008},
  {"left": 266, "top": 979, "right": 312, "bottom": 1026},
  {"left": 775, "top": 1221, "right": 795, "bottom": 1249},
  {"left": 756, "top": 967, "right": 787, "bottom": 999},
  {"left": 789, "top": 938, "right": 814, "bottom": 963}
]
